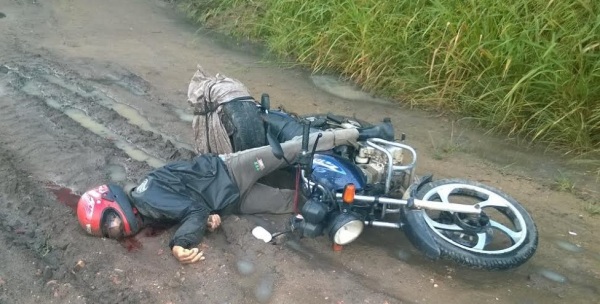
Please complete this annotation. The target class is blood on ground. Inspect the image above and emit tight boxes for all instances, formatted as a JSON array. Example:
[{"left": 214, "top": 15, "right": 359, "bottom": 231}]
[{"left": 45, "top": 182, "right": 80, "bottom": 212}]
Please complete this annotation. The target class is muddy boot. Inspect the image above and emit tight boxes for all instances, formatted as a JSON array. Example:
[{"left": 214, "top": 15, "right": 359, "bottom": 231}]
[{"left": 358, "top": 118, "right": 395, "bottom": 141}]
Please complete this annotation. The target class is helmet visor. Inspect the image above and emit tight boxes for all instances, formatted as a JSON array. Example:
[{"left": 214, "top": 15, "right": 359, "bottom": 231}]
[{"left": 102, "top": 211, "right": 124, "bottom": 239}]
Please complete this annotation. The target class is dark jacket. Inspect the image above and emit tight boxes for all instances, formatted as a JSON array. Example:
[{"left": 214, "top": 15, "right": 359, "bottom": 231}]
[{"left": 130, "top": 154, "right": 240, "bottom": 249}]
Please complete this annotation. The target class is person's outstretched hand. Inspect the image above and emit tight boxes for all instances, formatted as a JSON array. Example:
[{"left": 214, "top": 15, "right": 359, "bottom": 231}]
[
  {"left": 207, "top": 214, "right": 221, "bottom": 232},
  {"left": 172, "top": 246, "right": 205, "bottom": 264}
]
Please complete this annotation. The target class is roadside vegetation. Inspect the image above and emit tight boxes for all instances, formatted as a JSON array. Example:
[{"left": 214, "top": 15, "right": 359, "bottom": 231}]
[{"left": 176, "top": 0, "right": 600, "bottom": 162}]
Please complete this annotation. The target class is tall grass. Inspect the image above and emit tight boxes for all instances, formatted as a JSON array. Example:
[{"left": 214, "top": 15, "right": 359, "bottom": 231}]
[{"left": 177, "top": 0, "right": 600, "bottom": 154}]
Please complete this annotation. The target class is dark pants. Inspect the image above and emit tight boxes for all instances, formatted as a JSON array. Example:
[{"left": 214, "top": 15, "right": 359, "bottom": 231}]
[{"left": 221, "top": 129, "right": 359, "bottom": 214}]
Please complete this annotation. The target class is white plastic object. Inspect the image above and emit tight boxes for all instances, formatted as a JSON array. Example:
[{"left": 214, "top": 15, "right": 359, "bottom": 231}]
[{"left": 252, "top": 226, "right": 273, "bottom": 243}]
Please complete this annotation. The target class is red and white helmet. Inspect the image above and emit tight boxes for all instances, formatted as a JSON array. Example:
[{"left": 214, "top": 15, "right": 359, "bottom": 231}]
[{"left": 76, "top": 184, "right": 140, "bottom": 237}]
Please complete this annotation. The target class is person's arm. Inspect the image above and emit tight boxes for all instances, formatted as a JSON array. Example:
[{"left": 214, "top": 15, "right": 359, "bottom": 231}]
[{"left": 169, "top": 207, "right": 210, "bottom": 263}]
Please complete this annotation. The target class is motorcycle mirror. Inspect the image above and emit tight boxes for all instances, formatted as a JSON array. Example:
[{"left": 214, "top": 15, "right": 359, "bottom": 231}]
[
  {"left": 251, "top": 226, "right": 273, "bottom": 243},
  {"left": 267, "top": 131, "right": 284, "bottom": 159}
]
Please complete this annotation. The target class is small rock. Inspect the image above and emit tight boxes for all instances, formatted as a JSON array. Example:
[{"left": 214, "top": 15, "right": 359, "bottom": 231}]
[
  {"left": 568, "top": 231, "right": 577, "bottom": 236},
  {"left": 433, "top": 284, "right": 438, "bottom": 288},
  {"left": 0, "top": 277, "right": 5, "bottom": 286},
  {"left": 73, "top": 260, "right": 85, "bottom": 272}
]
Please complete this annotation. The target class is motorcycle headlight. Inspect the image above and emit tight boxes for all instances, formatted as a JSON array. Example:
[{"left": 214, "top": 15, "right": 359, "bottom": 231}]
[
  {"left": 329, "top": 212, "right": 364, "bottom": 245},
  {"left": 300, "top": 221, "right": 324, "bottom": 238}
]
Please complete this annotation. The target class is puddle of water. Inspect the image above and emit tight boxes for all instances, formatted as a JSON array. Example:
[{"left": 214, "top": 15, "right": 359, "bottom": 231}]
[
  {"left": 106, "top": 164, "right": 127, "bottom": 182},
  {"left": 555, "top": 240, "right": 583, "bottom": 253},
  {"left": 172, "top": 107, "right": 195, "bottom": 122},
  {"left": 310, "top": 75, "right": 391, "bottom": 104},
  {"left": 43, "top": 74, "right": 193, "bottom": 150},
  {"left": 0, "top": 12, "right": 6, "bottom": 19},
  {"left": 64, "top": 108, "right": 165, "bottom": 168},
  {"left": 538, "top": 268, "right": 568, "bottom": 283},
  {"left": 92, "top": 74, "right": 147, "bottom": 96},
  {"left": 45, "top": 182, "right": 80, "bottom": 212}
]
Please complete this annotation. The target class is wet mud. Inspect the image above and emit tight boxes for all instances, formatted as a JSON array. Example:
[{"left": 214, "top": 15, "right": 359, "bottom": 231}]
[{"left": 0, "top": 0, "right": 598, "bottom": 304}]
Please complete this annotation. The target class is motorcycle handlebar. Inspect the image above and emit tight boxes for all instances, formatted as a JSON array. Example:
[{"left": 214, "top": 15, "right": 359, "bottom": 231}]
[{"left": 301, "top": 120, "right": 310, "bottom": 152}]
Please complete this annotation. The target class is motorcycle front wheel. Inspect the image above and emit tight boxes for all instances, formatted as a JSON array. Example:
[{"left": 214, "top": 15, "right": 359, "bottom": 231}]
[{"left": 411, "top": 178, "right": 538, "bottom": 270}]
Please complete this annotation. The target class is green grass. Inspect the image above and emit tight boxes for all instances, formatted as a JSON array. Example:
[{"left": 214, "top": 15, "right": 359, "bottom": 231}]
[
  {"left": 584, "top": 201, "right": 600, "bottom": 216},
  {"left": 553, "top": 170, "right": 576, "bottom": 192},
  {"left": 176, "top": 0, "right": 600, "bottom": 157},
  {"left": 428, "top": 122, "right": 465, "bottom": 160}
]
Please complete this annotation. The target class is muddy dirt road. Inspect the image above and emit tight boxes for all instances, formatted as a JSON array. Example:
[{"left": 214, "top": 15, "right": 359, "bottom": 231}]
[{"left": 0, "top": 0, "right": 599, "bottom": 303}]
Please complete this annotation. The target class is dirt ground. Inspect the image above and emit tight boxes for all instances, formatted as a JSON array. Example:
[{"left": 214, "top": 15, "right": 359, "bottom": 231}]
[{"left": 0, "top": 0, "right": 599, "bottom": 303}]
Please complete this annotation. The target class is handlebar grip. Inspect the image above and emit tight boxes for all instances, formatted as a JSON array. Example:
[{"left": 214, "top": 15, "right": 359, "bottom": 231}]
[
  {"left": 301, "top": 121, "right": 310, "bottom": 151},
  {"left": 261, "top": 93, "right": 270, "bottom": 111}
]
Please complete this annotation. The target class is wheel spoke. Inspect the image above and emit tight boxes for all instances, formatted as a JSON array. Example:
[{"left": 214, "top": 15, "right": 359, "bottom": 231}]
[
  {"left": 428, "top": 220, "right": 463, "bottom": 231},
  {"left": 474, "top": 233, "right": 487, "bottom": 250},
  {"left": 490, "top": 220, "right": 523, "bottom": 243},
  {"left": 433, "top": 185, "right": 454, "bottom": 204},
  {"left": 477, "top": 193, "right": 510, "bottom": 208}
]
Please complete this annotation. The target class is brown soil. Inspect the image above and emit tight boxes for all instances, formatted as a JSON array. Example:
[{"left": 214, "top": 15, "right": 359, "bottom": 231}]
[{"left": 0, "top": 1, "right": 598, "bottom": 304}]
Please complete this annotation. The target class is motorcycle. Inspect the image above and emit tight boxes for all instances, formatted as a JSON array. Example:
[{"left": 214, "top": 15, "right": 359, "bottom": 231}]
[{"left": 253, "top": 94, "right": 538, "bottom": 270}]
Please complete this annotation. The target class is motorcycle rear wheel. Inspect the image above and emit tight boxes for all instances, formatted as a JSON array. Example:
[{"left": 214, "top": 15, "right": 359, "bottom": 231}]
[
  {"left": 411, "top": 178, "right": 538, "bottom": 270},
  {"left": 221, "top": 100, "right": 266, "bottom": 152}
]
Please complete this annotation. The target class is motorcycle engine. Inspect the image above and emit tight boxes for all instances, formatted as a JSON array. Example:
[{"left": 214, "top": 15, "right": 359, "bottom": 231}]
[{"left": 355, "top": 144, "right": 404, "bottom": 185}]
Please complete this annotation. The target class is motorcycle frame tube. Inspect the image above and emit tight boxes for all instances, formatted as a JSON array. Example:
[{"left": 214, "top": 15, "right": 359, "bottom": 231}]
[
  {"left": 365, "top": 139, "right": 417, "bottom": 218},
  {"left": 366, "top": 221, "right": 401, "bottom": 228},
  {"left": 335, "top": 193, "right": 482, "bottom": 214},
  {"left": 365, "top": 139, "right": 418, "bottom": 193}
]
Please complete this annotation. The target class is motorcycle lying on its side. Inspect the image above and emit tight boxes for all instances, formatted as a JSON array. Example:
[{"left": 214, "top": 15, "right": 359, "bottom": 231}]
[{"left": 254, "top": 94, "right": 538, "bottom": 270}]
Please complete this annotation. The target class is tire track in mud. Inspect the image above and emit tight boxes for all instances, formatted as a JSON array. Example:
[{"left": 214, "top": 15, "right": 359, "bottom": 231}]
[
  {"left": 3, "top": 59, "right": 196, "bottom": 169},
  {"left": 0, "top": 58, "right": 192, "bottom": 303}
]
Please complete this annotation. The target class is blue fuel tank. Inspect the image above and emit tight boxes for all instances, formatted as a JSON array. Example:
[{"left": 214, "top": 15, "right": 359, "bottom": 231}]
[{"left": 311, "top": 153, "right": 366, "bottom": 191}]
